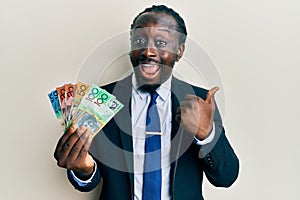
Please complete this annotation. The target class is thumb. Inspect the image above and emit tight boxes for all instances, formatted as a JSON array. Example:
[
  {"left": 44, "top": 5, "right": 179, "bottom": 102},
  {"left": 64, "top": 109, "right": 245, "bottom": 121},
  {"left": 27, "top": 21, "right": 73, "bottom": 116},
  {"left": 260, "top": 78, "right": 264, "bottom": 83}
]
[{"left": 206, "top": 87, "right": 219, "bottom": 103}]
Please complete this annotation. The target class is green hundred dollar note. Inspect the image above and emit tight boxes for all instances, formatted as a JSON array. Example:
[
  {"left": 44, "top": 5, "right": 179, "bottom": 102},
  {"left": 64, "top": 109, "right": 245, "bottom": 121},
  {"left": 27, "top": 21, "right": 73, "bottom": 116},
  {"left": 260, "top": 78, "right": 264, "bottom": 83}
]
[{"left": 73, "top": 84, "right": 123, "bottom": 136}]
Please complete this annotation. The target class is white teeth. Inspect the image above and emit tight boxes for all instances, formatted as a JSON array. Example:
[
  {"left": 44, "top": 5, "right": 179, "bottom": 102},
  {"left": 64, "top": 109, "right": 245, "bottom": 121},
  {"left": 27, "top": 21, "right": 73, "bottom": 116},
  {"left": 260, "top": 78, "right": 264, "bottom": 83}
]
[
  {"left": 140, "top": 63, "right": 159, "bottom": 75},
  {"left": 142, "top": 64, "right": 156, "bottom": 67}
]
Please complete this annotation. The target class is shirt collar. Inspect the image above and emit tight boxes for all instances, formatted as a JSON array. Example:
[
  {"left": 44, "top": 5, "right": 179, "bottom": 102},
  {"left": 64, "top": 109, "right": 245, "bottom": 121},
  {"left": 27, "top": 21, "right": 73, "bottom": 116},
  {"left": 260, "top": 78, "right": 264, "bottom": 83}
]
[{"left": 132, "top": 73, "right": 172, "bottom": 102}]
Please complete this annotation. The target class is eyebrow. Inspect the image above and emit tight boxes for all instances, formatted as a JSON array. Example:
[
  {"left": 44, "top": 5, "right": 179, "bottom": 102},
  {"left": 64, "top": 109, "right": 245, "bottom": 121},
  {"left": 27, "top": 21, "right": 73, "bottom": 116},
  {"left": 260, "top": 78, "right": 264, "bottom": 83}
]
[
  {"left": 158, "top": 28, "right": 170, "bottom": 33},
  {"left": 133, "top": 26, "right": 171, "bottom": 33}
]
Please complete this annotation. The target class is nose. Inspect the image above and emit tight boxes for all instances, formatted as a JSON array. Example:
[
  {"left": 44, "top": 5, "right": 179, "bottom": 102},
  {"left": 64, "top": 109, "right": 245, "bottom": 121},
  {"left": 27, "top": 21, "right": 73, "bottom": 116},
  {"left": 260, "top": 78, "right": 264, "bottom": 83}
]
[{"left": 143, "top": 46, "right": 157, "bottom": 58}]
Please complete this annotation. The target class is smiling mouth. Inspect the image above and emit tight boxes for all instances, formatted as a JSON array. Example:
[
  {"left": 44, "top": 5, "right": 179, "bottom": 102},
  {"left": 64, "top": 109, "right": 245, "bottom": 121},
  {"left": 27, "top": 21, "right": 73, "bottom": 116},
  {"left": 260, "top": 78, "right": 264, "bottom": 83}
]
[{"left": 139, "top": 63, "right": 160, "bottom": 77}]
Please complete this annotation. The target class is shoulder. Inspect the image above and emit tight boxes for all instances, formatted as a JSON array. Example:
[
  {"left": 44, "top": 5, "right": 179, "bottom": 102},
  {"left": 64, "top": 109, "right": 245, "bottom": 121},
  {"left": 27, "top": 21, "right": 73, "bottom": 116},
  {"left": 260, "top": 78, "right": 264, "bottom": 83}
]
[
  {"left": 172, "top": 76, "right": 208, "bottom": 100},
  {"left": 100, "top": 74, "right": 133, "bottom": 94},
  {"left": 100, "top": 81, "right": 117, "bottom": 93}
]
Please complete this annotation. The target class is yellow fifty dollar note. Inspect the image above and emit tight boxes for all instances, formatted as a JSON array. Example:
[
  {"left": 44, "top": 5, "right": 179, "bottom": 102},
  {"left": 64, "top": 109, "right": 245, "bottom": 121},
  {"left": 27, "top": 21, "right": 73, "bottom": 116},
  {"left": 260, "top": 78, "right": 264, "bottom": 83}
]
[{"left": 70, "top": 82, "right": 91, "bottom": 124}]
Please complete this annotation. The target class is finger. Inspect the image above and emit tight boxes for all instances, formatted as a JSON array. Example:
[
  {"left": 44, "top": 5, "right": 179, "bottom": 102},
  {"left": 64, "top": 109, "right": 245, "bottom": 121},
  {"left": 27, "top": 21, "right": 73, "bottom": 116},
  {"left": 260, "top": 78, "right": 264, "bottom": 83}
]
[
  {"left": 184, "top": 95, "right": 205, "bottom": 105},
  {"left": 175, "top": 114, "right": 181, "bottom": 123},
  {"left": 69, "top": 128, "right": 91, "bottom": 162},
  {"left": 54, "top": 125, "right": 76, "bottom": 160},
  {"left": 180, "top": 98, "right": 202, "bottom": 110},
  {"left": 180, "top": 101, "right": 192, "bottom": 109},
  {"left": 206, "top": 87, "right": 219, "bottom": 103},
  {"left": 57, "top": 126, "right": 87, "bottom": 164},
  {"left": 184, "top": 94, "right": 198, "bottom": 100},
  {"left": 77, "top": 129, "right": 93, "bottom": 160}
]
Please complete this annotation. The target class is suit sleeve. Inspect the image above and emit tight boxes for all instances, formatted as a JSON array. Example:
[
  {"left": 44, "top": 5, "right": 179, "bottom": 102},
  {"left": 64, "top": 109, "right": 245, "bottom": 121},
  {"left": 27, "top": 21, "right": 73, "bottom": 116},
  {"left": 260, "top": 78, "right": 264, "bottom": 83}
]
[
  {"left": 199, "top": 103, "right": 239, "bottom": 187},
  {"left": 67, "top": 159, "right": 101, "bottom": 192}
]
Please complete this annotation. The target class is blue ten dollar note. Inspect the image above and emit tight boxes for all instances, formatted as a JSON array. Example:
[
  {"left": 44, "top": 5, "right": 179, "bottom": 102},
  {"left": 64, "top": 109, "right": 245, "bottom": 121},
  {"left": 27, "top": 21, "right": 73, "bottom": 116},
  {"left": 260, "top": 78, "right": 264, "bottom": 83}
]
[{"left": 48, "top": 90, "right": 62, "bottom": 119}]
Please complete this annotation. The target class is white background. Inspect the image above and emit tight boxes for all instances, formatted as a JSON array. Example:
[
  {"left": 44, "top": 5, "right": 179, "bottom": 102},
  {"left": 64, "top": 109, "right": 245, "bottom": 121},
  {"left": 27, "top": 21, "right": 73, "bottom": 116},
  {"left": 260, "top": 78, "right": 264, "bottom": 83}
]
[{"left": 1, "top": 0, "right": 299, "bottom": 199}]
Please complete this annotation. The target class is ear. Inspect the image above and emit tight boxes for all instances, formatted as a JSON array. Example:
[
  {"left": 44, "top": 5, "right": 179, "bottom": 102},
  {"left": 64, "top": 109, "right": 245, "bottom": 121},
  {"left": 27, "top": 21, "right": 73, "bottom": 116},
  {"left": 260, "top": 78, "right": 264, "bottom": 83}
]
[{"left": 176, "top": 43, "right": 185, "bottom": 62}]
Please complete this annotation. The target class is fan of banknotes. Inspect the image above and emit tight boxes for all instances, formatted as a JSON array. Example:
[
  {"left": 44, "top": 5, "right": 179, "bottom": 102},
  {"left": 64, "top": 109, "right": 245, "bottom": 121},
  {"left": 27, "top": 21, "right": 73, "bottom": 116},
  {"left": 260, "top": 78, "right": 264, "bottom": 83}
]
[{"left": 48, "top": 82, "right": 123, "bottom": 136}]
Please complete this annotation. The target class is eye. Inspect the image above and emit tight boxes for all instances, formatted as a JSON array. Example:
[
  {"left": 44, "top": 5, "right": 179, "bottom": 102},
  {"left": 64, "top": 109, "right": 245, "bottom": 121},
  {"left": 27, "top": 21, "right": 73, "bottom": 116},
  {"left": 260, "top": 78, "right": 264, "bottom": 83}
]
[
  {"left": 156, "top": 40, "right": 167, "bottom": 48},
  {"left": 133, "top": 37, "right": 146, "bottom": 47}
]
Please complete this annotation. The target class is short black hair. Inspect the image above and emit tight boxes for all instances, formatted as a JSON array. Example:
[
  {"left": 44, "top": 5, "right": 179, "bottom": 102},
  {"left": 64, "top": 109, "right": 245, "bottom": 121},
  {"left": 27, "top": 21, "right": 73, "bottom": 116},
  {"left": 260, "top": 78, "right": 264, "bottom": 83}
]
[{"left": 130, "top": 5, "right": 187, "bottom": 44}]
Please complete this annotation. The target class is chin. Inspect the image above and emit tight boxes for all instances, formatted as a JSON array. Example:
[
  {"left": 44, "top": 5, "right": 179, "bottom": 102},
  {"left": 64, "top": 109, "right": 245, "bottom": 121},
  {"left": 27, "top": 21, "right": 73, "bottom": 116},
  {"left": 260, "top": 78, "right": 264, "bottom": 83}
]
[{"left": 136, "top": 76, "right": 160, "bottom": 87}]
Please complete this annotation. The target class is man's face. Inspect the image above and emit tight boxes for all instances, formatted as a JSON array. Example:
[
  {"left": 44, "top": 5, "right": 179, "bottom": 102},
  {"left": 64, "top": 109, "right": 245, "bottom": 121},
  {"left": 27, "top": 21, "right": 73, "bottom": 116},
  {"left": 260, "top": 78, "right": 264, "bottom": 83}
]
[{"left": 130, "top": 12, "right": 185, "bottom": 90}]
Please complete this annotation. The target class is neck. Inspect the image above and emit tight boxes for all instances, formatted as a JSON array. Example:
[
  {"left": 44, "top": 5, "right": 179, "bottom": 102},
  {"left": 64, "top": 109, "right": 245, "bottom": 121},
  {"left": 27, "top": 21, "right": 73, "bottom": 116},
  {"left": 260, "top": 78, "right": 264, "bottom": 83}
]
[{"left": 138, "top": 84, "right": 160, "bottom": 93}]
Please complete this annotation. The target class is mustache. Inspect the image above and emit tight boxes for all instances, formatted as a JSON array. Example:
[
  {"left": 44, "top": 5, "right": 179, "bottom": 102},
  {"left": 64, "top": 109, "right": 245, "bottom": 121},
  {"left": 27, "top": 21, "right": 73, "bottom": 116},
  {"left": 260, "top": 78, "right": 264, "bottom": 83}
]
[{"left": 137, "top": 57, "right": 163, "bottom": 65}]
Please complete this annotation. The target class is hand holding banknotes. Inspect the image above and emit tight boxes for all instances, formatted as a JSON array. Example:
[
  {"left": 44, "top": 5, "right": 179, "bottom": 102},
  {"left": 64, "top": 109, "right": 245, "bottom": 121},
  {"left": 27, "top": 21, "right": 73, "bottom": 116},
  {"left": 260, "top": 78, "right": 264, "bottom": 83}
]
[
  {"left": 49, "top": 82, "right": 124, "bottom": 178},
  {"left": 54, "top": 125, "right": 95, "bottom": 179}
]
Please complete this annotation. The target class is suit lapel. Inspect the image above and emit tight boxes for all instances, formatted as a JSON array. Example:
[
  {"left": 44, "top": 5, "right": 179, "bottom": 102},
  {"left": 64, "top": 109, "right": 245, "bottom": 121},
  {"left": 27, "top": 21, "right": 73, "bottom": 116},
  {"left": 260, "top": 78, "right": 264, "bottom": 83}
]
[
  {"left": 169, "top": 77, "right": 196, "bottom": 198},
  {"left": 112, "top": 75, "right": 134, "bottom": 187}
]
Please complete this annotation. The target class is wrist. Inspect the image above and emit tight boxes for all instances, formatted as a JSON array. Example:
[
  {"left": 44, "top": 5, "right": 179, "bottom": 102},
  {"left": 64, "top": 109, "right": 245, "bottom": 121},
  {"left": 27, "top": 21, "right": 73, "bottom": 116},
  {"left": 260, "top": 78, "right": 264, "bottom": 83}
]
[
  {"left": 73, "top": 163, "right": 95, "bottom": 181},
  {"left": 196, "top": 125, "right": 213, "bottom": 141}
]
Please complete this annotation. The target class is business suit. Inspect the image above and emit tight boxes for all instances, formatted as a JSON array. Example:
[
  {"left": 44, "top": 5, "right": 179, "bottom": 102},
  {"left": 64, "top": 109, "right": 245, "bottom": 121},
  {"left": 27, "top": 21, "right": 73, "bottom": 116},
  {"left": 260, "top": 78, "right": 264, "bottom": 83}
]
[{"left": 68, "top": 75, "right": 239, "bottom": 200}]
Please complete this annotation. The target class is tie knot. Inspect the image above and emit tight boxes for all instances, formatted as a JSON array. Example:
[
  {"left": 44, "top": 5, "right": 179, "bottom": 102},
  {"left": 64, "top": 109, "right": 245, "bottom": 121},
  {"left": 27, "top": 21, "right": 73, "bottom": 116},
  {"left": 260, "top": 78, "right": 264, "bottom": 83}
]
[{"left": 150, "top": 91, "right": 159, "bottom": 103}]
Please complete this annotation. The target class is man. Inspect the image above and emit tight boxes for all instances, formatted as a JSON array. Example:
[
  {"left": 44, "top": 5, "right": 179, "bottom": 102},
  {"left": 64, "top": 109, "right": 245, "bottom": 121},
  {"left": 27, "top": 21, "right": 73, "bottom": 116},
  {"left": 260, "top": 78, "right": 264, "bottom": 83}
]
[{"left": 54, "top": 5, "right": 239, "bottom": 200}]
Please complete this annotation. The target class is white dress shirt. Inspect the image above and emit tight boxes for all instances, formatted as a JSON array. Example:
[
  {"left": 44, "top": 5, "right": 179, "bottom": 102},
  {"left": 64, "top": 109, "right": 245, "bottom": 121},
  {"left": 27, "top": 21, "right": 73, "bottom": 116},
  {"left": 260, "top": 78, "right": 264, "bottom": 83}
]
[{"left": 131, "top": 74, "right": 173, "bottom": 200}]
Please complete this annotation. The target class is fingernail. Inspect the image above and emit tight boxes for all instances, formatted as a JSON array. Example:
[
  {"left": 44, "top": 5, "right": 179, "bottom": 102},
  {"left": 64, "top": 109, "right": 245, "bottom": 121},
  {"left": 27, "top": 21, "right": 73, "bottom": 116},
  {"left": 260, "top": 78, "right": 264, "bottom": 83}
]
[{"left": 70, "top": 125, "right": 75, "bottom": 131}]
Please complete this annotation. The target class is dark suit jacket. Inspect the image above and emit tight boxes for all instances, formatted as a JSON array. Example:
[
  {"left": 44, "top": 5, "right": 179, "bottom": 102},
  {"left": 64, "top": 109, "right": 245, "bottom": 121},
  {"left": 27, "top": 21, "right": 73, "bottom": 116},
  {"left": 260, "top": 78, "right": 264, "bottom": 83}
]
[{"left": 68, "top": 75, "right": 239, "bottom": 200}]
